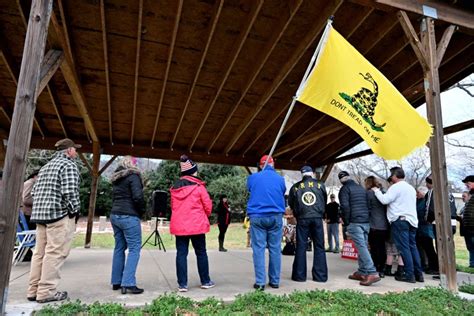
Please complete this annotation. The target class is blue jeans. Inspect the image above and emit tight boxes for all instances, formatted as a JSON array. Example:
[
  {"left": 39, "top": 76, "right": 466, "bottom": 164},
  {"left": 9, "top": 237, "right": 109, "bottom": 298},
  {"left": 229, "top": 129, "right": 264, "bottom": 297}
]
[
  {"left": 391, "top": 219, "right": 423, "bottom": 278},
  {"left": 327, "top": 223, "right": 340, "bottom": 250},
  {"left": 464, "top": 235, "right": 474, "bottom": 267},
  {"left": 292, "top": 218, "right": 327, "bottom": 282},
  {"left": 250, "top": 214, "right": 283, "bottom": 285},
  {"left": 110, "top": 214, "right": 142, "bottom": 287},
  {"left": 347, "top": 223, "right": 377, "bottom": 275},
  {"left": 175, "top": 234, "right": 210, "bottom": 287}
]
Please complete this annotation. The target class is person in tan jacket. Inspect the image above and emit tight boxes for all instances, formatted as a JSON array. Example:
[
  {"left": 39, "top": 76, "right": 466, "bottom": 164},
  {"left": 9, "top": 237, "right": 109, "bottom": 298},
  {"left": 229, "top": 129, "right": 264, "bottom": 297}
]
[{"left": 22, "top": 170, "right": 39, "bottom": 229}]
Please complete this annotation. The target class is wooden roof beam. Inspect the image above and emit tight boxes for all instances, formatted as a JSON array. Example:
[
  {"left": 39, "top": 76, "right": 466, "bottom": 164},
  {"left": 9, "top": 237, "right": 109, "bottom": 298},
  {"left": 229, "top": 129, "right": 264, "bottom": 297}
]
[
  {"left": 46, "top": 84, "right": 68, "bottom": 137},
  {"left": 321, "top": 163, "right": 335, "bottom": 182},
  {"left": 0, "top": 34, "right": 46, "bottom": 139},
  {"left": 47, "top": 10, "right": 99, "bottom": 142},
  {"left": 206, "top": 0, "right": 304, "bottom": 153},
  {"left": 333, "top": 119, "right": 474, "bottom": 164},
  {"left": 312, "top": 131, "right": 358, "bottom": 165},
  {"left": 29, "top": 136, "right": 309, "bottom": 170},
  {"left": 247, "top": 5, "right": 372, "bottom": 158},
  {"left": 150, "top": 0, "right": 183, "bottom": 149},
  {"left": 398, "top": 11, "right": 429, "bottom": 70},
  {"left": 130, "top": 0, "right": 144, "bottom": 147},
  {"left": 188, "top": 0, "right": 264, "bottom": 152},
  {"left": 274, "top": 123, "right": 345, "bottom": 158},
  {"left": 397, "top": 39, "right": 472, "bottom": 95},
  {"left": 100, "top": 0, "right": 113, "bottom": 145},
  {"left": 289, "top": 116, "right": 328, "bottom": 161},
  {"left": 37, "top": 49, "right": 64, "bottom": 97},
  {"left": 224, "top": 0, "right": 344, "bottom": 155},
  {"left": 169, "top": 0, "right": 224, "bottom": 150},
  {"left": 377, "top": 0, "right": 474, "bottom": 30}
]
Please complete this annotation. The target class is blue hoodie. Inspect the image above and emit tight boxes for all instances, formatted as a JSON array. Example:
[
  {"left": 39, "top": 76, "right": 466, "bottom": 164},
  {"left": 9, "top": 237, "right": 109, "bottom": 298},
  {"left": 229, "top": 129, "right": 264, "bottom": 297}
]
[{"left": 247, "top": 166, "right": 286, "bottom": 218}]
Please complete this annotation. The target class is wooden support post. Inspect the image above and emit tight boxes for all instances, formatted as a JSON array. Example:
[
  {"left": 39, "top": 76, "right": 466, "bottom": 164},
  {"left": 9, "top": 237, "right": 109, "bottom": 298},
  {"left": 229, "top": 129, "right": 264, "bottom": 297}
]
[
  {"left": 421, "top": 17, "right": 457, "bottom": 292},
  {"left": 321, "top": 163, "right": 334, "bottom": 182},
  {"left": 85, "top": 141, "right": 100, "bottom": 248},
  {"left": 98, "top": 155, "right": 117, "bottom": 176},
  {"left": 0, "top": 139, "right": 5, "bottom": 169},
  {"left": 0, "top": 0, "right": 53, "bottom": 313},
  {"left": 244, "top": 166, "right": 252, "bottom": 175},
  {"left": 78, "top": 152, "right": 92, "bottom": 174},
  {"left": 37, "top": 49, "right": 64, "bottom": 97}
]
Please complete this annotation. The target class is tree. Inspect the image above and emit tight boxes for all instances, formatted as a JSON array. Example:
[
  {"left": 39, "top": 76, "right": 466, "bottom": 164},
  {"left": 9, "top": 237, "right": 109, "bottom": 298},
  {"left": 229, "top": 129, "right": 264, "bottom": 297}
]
[{"left": 207, "top": 174, "right": 248, "bottom": 218}]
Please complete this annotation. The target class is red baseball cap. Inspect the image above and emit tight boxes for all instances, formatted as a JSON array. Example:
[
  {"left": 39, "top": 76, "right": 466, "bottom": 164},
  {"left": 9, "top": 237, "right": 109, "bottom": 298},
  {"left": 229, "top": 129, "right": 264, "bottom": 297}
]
[{"left": 259, "top": 155, "right": 274, "bottom": 167}]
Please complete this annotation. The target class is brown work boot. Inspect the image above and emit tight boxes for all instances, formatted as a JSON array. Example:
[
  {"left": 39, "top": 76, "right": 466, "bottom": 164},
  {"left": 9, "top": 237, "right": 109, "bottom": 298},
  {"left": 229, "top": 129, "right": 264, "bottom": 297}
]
[
  {"left": 348, "top": 271, "right": 364, "bottom": 281},
  {"left": 360, "top": 274, "right": 381, "bottom": 286}
]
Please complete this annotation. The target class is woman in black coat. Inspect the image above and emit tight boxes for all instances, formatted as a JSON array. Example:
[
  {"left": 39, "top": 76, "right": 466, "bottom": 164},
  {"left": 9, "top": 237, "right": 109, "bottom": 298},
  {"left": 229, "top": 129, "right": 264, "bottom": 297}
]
[
  {"left": 110, "top": 156, "right": 145, "bottom": 294},
  {"left": 217, "top": 195, "right": 230, "bottom": 252}
]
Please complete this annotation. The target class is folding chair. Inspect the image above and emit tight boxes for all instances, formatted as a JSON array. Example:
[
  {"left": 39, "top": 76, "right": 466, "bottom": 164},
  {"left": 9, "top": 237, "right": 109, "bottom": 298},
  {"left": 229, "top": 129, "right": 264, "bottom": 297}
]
[{"left": 13, "top": 211, "right": 36, "bottom": 265}]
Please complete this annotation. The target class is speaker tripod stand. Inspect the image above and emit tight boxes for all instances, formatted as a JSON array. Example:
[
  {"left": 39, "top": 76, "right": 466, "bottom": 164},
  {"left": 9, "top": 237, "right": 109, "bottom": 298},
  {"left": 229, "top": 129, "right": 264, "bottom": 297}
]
[{"left": 141, "top": 218, "right": 166, "bottom": 251}]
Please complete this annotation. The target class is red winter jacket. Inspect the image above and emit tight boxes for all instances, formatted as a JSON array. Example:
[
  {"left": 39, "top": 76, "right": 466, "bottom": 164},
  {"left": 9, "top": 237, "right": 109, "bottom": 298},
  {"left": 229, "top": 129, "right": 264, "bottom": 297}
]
[{"left": 170, "top": 175, "right": 212, "bottom": 236}]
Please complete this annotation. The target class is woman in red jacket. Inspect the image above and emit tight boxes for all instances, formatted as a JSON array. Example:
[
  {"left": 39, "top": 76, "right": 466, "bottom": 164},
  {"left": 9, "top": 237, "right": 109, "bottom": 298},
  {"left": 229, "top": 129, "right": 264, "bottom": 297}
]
[{"left": 170, "top": 155, "right": 215, "bottom": 292}]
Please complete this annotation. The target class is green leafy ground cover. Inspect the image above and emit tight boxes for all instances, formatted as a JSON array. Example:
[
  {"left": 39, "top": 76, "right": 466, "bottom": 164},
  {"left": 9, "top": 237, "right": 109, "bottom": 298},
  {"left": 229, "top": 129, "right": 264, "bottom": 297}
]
[{"left": 35, "top": 287, "right": 474, "bottom": 315}]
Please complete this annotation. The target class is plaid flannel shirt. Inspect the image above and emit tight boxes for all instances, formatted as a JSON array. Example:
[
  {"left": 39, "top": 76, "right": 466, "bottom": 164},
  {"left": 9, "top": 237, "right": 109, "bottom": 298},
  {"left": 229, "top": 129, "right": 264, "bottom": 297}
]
[{"left": 31, "top": 152, "right": 80, "bottom": 224}]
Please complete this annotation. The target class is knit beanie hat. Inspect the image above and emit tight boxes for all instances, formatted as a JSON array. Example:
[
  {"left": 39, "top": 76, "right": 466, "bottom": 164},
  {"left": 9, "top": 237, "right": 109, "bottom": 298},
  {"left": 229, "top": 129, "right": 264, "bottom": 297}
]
[{"left": 180, "top": 155, "right": 198, "bottom": 176}]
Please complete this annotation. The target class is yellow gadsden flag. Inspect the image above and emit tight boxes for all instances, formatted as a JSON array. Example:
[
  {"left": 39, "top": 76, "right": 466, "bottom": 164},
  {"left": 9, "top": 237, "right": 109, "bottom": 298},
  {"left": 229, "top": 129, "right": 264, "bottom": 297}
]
[{"left": 297, "top": 26, "right": 431, "bottom": 160}]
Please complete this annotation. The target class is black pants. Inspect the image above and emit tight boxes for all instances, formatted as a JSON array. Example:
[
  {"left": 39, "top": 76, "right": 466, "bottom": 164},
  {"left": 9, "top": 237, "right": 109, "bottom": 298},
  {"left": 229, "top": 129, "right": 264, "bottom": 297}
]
[
  {"left": 292, "top": 218, "right": 327, "bottom": 282},
  {"left": 417, "top": 235, "right": 438, "bottom": 271},
  {"left": 218, "top": 224, "right": 228, "bottom": 242},
  {"left": 368, "top": 229, "right": 388, "bottom": 272}
]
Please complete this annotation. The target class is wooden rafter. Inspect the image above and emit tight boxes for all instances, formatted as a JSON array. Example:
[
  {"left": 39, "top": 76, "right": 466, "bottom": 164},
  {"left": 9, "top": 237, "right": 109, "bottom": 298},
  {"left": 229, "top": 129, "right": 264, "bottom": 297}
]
[
  {"left": 289, "top": 116, "right": 328, "bottom": 161},
  {"left": 150, "top": 0, "right": 183, "bottom": 148},
  {"left": 57, "top": 0, "right": 75, "bottom": 70},
  {"left": 206, "top": 0, "right": 304, "bottom": 153},
  {"left": 263, "top": 107, "right": 313, "bottom": 154},
  {"left": 46, "top": 83, "right": 68, "bottom": 137},
  {"left": 243, "top": 101, "right": 294, "bottom": 157},
  {"left": 359, "top": 15, "right": 398, "bottom": 55},
  {"left": 274, "top": 123, "right": 344, "bottom": 158},
  {"left": 100, "top": 0, "right": 113, "bottom": 145},
  {"left": 130, "top": 0, "right": 144, "bottom": 146},
  {"left": 347, "top": 7, "right": 374, "bottom": 38},
  {"left": 244, "top": 2, "right": 368, "bottom": 158},
  {"left": 0, "top": 33, "right": 46, "bottom": 139},
  {"left": 169, "top": 0, "right": 224, "bottom": 150},
  {"left": 47, "top": 10, "right": 99, "bottom": 142},
  {"left": 318, "top": 133, "right": 361, "bottom": 166},
  {"left": 188, "top": 0, "right": 264, "bottom": 152},
  {"left": 224, "top": 0, "right": 344, "bottom": 155},
  {"left": 307, "top": 130, "right": 353, "bottom": 163},
  {"left": 394, "top": 31, "right": 469, "bottom": 90}
]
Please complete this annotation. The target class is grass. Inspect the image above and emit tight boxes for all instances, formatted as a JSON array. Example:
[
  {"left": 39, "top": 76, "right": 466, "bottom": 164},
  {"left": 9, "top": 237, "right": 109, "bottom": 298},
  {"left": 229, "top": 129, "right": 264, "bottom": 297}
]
[
  {"left": 459, "top": 283, "right": 474, "bottom": 295},
  {"left": 72, "top": 223, "right": 249, "bottom": 250},
  {"left": 34, "top": 287, "right": 474, "bottom": 315}
]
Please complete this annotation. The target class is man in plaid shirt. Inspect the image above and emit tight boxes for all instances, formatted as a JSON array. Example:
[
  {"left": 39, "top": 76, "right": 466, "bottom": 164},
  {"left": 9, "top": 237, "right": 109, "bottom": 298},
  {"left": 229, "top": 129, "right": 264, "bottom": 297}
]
[{"left": 27, "top": 138, "right": 81, "bottom": 303}]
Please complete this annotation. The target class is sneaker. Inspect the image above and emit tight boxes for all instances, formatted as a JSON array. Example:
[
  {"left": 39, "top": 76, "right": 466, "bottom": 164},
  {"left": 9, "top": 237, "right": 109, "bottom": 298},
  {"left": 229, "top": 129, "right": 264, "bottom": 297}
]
[
  {"left": 415, "top": 274, "right": 424, "bottom": 282},
  {"left": 37, "top": 291, "right": 68, "bottom": 303},
  {"left": 178, "top": 286, "right": 188, "bottom": 292},
  {"left": 325, "top": 248, "right": 333, "bottom": 252},
  {"left": 201, "top": 281, "right": 216, "bottom": 289},
  {"left": 26, "top": 296, "right": 36, "bottom": 302},
  {"left": 121, "top": 286, "right": 144, "bottom": 294},
  {"left": 333, "top": 248, "right": 340, "bottom": 254},
  {"left": 268, "top": 283, "right": 279, "bottom": 289},
  {"left": 253, "top": 283, "right": 265, "bottom": 291}
]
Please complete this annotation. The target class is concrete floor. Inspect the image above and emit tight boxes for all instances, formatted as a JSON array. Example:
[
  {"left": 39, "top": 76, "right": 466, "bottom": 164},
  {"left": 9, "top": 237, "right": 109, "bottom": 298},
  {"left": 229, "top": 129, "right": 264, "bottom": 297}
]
[{"left": 6, "top": 248, "right": 451, "bottom": 314}]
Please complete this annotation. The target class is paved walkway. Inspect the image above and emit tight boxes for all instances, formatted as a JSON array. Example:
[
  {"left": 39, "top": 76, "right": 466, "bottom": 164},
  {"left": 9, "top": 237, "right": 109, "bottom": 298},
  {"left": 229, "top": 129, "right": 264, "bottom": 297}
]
[{"left": 6, "top": 248, "right": 451, "bottom": 314}]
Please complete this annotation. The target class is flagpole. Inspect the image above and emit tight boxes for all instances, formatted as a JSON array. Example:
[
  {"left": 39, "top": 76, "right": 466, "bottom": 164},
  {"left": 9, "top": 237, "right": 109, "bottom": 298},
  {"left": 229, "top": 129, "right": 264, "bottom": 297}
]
[{"left": 263, "top": 17, "right": 334, "bottom": 169}]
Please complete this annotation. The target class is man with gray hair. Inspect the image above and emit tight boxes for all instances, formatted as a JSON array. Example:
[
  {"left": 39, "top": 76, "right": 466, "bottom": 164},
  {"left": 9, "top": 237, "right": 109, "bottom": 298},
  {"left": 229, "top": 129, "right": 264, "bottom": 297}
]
[
  {"left": 288, "top": 165, "right": 328, "bottom": 282},
  {"left": 27, "top": 138, "right": 81, "bottom": 303},
  {"left": 338, "top": 171, "right": 381, "bottom": 286}
]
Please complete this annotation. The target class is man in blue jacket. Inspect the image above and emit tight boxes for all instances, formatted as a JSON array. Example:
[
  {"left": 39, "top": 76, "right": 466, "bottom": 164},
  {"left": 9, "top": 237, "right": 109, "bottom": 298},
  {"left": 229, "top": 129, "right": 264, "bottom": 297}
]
[{"left": 247, "top": 155, "right": 286, "bottom": 291}]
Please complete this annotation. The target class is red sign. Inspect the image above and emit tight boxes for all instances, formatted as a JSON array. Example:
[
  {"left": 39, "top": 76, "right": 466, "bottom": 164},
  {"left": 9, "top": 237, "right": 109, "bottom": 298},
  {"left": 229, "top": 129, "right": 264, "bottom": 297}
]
[{"left": 341, "top": 240, "right": 358, "bottom": 260}]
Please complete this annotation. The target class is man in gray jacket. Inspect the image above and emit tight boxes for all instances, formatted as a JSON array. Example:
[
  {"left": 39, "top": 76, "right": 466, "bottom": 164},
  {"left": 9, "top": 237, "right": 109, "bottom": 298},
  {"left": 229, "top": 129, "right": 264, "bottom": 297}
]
[{"left": 338, "top": 171, "right": 380, "bottom": 286}]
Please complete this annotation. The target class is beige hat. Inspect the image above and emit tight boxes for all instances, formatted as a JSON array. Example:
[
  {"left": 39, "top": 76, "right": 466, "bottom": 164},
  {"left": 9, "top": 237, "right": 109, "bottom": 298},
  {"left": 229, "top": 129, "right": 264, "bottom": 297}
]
[{"left": 55, "top": 138, "right": 82, "bottom": 151}]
